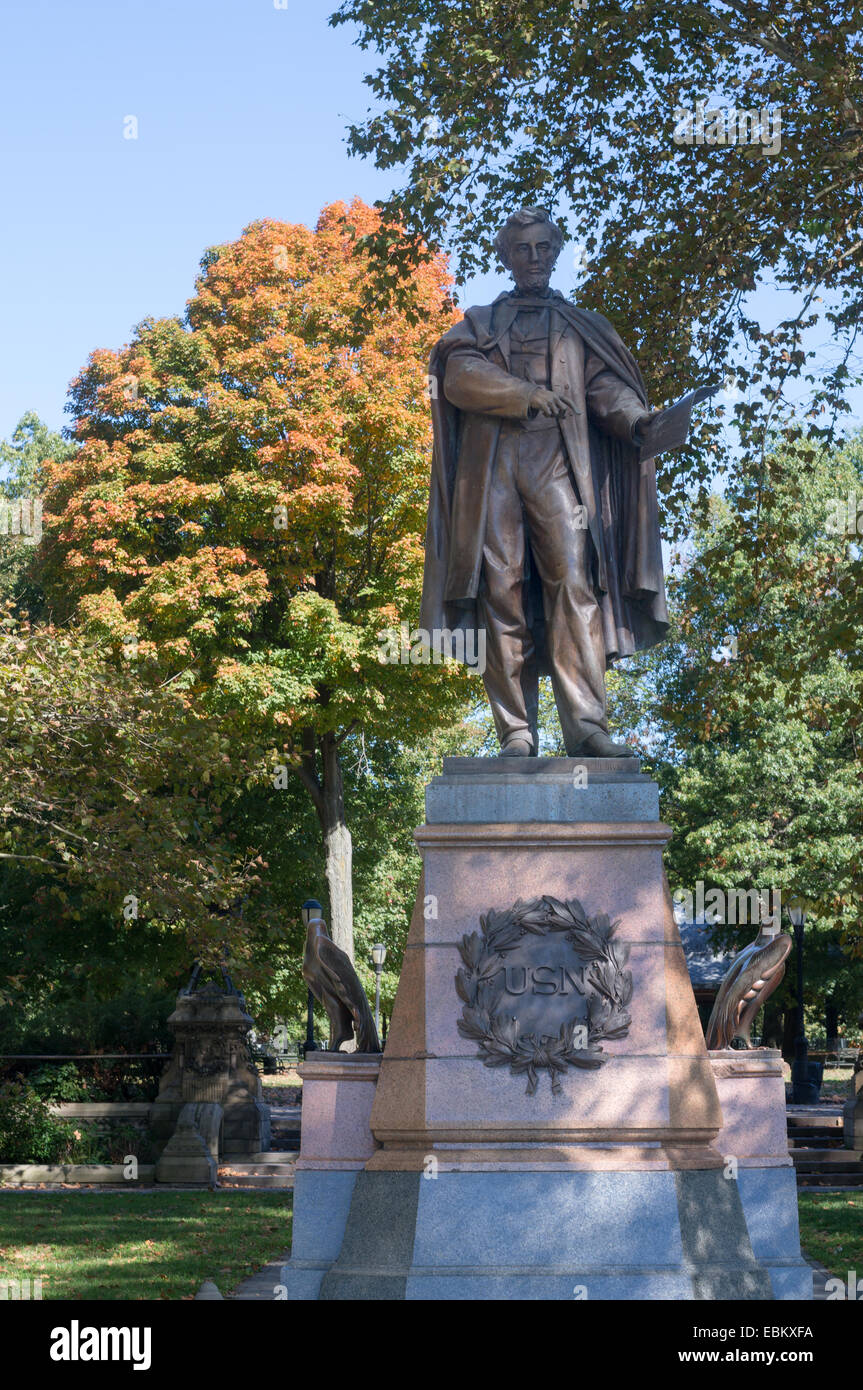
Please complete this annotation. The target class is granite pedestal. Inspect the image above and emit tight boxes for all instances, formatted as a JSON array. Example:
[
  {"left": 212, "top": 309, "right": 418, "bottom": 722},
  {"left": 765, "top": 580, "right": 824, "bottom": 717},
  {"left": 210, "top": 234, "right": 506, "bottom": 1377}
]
[
  {"left": 289, "top": 758, "right": 810, "bottom": 1300},
  {"left": 280, "top": 1052, "right": 381, "bottom": 1301},
  {"left": 709, "top": 1050, "right": 811, "bottom": 1299}
]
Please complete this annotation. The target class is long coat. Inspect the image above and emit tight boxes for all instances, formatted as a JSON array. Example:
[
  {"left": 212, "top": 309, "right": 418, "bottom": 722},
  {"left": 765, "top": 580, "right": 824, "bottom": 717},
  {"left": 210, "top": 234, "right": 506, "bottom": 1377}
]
[{"left": 419, "top": 291, "right": 669, "bottom": 668}]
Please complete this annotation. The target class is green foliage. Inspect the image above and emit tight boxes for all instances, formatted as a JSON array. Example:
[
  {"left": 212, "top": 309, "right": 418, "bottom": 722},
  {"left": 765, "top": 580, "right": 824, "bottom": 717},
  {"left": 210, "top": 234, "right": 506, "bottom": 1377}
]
[
  {"left": 28, "top": 1064, "right": 92, "bottom": 1103},
  {"left": 0, "top": 610, "right": 266, "bottom": 969},
  {"left": 20, "top": 1063, "right": 160, "bottom": 1105},
  {"left": 603, "top": 431, "right": 863, "bottom": 1024},
  {"left": 0, "top": 411, "right": 76, "bottom": 499},
  {"left": 333, "top": 1, "right": 863, "bottom": 525},
  {"left": 0, "top": 1081, "right": 80, "bottom": 1164},
  {"left": 28, "top": 203, "right": 476, "bottom": 957},
  {"left": 233, "top": 716, "right": 483, "bottom": 1033},
  {"left": 0, "top": 1076, "right": 154, "bottom": 1165},
  {"left": 0, "top": 412, "right": 76, "bottom": 617}
]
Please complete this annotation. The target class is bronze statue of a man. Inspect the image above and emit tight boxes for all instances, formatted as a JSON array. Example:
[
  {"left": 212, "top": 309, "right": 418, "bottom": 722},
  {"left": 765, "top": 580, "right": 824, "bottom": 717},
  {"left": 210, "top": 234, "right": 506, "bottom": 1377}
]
[{"left": 421, "top": 207, "right": 705, "bottom": 758}]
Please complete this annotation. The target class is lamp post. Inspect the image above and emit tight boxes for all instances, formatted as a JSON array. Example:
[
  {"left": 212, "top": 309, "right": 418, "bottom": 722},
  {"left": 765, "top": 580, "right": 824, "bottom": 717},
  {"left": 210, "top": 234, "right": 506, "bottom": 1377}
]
[
  {"left": 371, "top": 944, "right": 387, "bottom": 1036},
  {"left": 301, "top": 899, "right": 323, "bottom": 1055},
  {"left": 788, "top": 905, "right": 813, "bottom": 1103}
]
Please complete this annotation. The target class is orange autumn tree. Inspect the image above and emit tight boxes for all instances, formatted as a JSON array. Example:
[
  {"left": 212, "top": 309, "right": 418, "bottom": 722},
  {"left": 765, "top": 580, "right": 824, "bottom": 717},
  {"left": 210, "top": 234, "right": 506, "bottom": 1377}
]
[{"left": 37, "top": 199, "right": 469, "bottom": 958}]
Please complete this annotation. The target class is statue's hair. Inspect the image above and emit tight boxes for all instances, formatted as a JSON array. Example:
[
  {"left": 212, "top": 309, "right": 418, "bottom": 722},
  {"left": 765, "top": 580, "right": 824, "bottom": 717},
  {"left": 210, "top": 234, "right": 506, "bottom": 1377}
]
[{"left": 494, "top": 207, "right": 564, "bottom": 268}]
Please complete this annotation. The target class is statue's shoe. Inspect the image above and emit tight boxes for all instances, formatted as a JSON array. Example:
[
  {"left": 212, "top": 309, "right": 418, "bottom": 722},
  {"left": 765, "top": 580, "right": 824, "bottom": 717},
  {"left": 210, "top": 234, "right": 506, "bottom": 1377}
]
[
  {"left": 572, "top": 731, "right": 638, "bottom": 758},
  {"left": 499, "top": 735, "right": 533, "bottom": 757}
]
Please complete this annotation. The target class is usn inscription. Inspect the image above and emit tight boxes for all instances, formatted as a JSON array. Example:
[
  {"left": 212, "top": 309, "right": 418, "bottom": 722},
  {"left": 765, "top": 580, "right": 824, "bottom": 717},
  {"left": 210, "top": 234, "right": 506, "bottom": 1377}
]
[{"left": 455, "top": 896, "right": 633, "bottom": 1095}]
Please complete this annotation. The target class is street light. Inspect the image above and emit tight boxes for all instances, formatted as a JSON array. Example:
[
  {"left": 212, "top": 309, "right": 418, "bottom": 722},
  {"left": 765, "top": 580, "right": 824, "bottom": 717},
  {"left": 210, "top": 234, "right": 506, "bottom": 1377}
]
[
  {"left": 301, "top": 899, "right": 323, "bottom": 1055},
  {"left": 371, "top": 943, "right": 387, "bottom": 1036}
]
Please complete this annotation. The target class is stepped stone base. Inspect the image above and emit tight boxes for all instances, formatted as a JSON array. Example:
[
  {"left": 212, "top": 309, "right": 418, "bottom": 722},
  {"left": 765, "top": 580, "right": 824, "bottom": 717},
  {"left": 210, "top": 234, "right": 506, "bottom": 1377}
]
[
  {"left": 283, "top": 759, "right": 811, "bottom": 1300},
  {"left": 318, "top": 1167, "right": 787, "bottom": 1300},
  {"left": 707, "top": 1049, "right": 811, "bottom": 1297}
]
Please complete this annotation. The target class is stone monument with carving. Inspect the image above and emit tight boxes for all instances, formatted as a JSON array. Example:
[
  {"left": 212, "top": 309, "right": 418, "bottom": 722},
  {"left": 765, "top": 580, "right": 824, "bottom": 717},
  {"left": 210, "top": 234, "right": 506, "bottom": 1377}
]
[{"left": 150, "top": 965, "right": 270, "bottom": 1181}]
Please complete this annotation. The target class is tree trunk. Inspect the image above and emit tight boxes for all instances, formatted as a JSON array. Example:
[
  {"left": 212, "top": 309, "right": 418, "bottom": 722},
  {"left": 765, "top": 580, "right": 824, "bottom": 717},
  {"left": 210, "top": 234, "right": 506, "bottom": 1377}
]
[
  {"left": 781, "top": 1008, "right": 797, "bottom": 1064},
  {"left": 320, "top": 732, "right": 354, "bottom": 963},
  {"left": 291, "top": 731, "right": 355, "bottom": 963},
  {"left": 825, "top": 1000, "right": 839, "bottom": 1051}
]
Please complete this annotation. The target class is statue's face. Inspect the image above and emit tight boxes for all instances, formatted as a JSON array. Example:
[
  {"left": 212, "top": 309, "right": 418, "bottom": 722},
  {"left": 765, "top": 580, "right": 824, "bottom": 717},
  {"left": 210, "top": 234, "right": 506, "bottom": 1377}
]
[{"left": 507, "top": 221, "right": 559, "bottom": 293}]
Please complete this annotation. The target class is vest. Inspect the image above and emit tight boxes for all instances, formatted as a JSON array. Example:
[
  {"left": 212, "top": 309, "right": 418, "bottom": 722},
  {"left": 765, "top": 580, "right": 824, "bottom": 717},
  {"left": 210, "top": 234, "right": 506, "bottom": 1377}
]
[{"left": 509, "top": 305, "right": 558, "bottom": 430}]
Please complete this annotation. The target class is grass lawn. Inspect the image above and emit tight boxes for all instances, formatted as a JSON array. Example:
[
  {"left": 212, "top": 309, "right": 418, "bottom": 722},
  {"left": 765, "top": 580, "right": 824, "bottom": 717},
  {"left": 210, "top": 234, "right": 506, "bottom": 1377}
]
[
  {"left": 780, "top": 1062, "right": 857, "bottom": 1102},
  {"left": 798, "top": 1192, "right": 863, "bottom": 1279},
  {"left": 260, "top": 1076, "right": 302, "bottom": 1104},
  {"left": 0, "top": 1191, "right": 292, "bottom": 1300}
]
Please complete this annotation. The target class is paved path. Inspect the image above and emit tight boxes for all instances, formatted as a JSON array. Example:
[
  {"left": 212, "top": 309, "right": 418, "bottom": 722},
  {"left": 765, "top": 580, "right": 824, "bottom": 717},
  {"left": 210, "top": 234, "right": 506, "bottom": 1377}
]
[
  {"left": 226, "top": 1252, "right": 292, "bottom": 1300},
  {"left": 805, "top": 1254, "right": 833, "bottom": 1300}
]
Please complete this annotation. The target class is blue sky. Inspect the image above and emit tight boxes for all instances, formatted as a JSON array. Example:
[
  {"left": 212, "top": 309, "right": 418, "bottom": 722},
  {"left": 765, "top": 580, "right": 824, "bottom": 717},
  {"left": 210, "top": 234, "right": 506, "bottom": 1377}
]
[
  {"left": 1, "top": 0, "right": 860, "bottom": 443},
  {"left": 0, "top": 0, "right": 402, "bottom": 439}
]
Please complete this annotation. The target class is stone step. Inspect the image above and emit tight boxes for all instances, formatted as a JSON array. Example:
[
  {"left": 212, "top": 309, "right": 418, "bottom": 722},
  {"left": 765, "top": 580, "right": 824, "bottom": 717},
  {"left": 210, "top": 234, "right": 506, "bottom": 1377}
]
[
  {"left": 218, "top": 1173, "right": 295, "bottom": 1189},
  {"left": 794, "top": 1173, "right": 861, "bottom": 1184},
  {"left": 270, "top": 1135, "right": 300, "bottom": 1150},
  {"left": 797, "top": 1173, "right": 863, "bottom": 1188},
  {"left": 219, "top": 1163, "right": 296, "bottom": 1175},
  {"left": 792, "top": 1149, "right": 863, "bottom": 1168},
  {"left": 243, "top": 1151, "right": 297, "bottom": 1164},
  {"left": 796, "top": 1169, "right": 863, "bottom": 1180},
  {"left": 267, "top": 1104, "right": 301, "bottom": 1123},
  {"left": 787, "top": 1113, "right": 843, "bottom": 1130}
]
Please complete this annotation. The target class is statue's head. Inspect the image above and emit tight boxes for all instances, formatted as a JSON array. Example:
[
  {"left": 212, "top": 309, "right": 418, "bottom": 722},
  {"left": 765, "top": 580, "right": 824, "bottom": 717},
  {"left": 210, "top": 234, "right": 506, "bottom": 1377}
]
[{"left": 494, "top": 207, "right": 563, "bottom": 294}]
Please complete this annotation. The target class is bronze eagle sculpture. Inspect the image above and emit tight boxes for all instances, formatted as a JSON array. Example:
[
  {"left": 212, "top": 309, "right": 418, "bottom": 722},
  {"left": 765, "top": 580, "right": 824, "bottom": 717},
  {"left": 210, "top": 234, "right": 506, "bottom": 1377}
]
[
  {"left": 302, "top": 914, "right": 381, "bottom": 1054},
  {"left": 705, "top": 922, "right": 792, "bottom": 1051}
]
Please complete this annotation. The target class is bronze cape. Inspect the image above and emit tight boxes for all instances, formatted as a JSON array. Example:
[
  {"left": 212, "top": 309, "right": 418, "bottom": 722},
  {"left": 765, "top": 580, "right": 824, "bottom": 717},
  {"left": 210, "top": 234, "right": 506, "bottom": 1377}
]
[{"left": 420, "top": 291, "right": 669, "bottom": 671}]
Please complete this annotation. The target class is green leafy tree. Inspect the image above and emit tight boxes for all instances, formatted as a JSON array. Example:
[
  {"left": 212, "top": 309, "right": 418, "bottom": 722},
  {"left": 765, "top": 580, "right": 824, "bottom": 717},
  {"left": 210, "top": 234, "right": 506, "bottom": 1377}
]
[
  {"left": 0, "top": 412, "right": 76, "bottom": 498},
  {"left": 0, "top": 611, "right": 266, "bottom": 985},
  {"left": 0, "top": 412, "right": 76, "bottom": 613},
  {"left": 34, "top": 201, "right": 474, "bottom": 958},
  {"left": 236, "top": 717, "right": 482, "bottom": 1038},
  {"left": 604, "top": 431, "right": 863, "bottom": 1036},
  {"left": 331, "top": 1, "right": 863, "bottom": 655}
]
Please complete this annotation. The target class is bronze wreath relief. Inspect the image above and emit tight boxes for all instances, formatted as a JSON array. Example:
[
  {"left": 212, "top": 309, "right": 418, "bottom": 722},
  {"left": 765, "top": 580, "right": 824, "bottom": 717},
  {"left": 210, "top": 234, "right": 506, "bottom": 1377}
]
[{"left": 455, "top": 896, "right": 633, "bottom": 1095}]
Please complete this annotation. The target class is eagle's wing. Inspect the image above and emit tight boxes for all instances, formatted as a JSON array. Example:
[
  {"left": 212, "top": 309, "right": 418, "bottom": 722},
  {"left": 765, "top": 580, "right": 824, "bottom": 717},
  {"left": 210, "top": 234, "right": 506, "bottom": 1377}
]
[
  {"left": 731, "top": 935, "right": 792, "bottom": 1037},
  {"left": 706, "top": 935, "right": 791, "bottom": 1049},
  {"left": 316, "top": 938, "right": 381, "bottom": 1053}
]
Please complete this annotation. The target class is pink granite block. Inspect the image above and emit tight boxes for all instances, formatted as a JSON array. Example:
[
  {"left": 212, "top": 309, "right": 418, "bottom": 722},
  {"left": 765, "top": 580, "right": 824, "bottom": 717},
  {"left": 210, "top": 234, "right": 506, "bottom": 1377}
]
[
  {"left": 709, "top": 1052, "right": 792, "bottom": 1165},
  {"left": 297, "top": 1055, "right": 380, "bottom": 1170},
  {"left": 371, "top": 812, "right": 723, "bottom": 1170},
  {"left": 422, "top": 840, "right": 671, "bottom": 949},
  {"left": 424, "top": 1055, "right": 672, "bottom": 1135}
]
